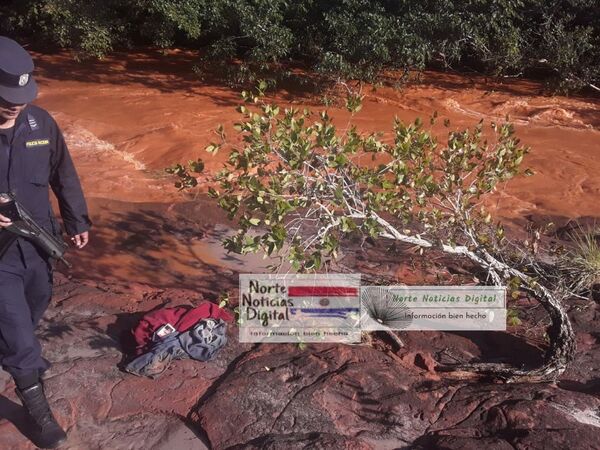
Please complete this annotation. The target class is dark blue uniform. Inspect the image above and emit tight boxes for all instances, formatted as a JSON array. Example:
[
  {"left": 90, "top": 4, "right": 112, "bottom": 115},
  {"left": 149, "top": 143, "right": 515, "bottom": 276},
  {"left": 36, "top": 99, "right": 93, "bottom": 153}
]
[{"left": 0, "top": 104, "right": 91, "bottom": 385}]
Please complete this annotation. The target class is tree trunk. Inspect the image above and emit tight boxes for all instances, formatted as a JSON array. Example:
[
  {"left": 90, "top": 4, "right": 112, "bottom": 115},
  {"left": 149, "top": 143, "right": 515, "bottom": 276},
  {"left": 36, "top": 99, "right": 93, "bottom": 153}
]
[
  {"left": 370, "top": 212, "right": 577, "bottom": 383},
  {"left": 436, "top": 284, "right": 576, "bottom": 383}
]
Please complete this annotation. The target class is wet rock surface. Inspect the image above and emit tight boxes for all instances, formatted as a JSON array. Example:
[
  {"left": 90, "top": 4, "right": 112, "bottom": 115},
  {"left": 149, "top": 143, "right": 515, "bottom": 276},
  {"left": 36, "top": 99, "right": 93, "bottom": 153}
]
[
  {"left": 190, "top": 325, "right": 600, "bottom": 450},
  {"left": 0, "top": 273, "right": 227, "bottom": 450},
  {"left": 1, "top": 272, "right": 597, "bottom": 449},
  {"left": 1, "top": 51, "right": 599, "bottom": 449}
]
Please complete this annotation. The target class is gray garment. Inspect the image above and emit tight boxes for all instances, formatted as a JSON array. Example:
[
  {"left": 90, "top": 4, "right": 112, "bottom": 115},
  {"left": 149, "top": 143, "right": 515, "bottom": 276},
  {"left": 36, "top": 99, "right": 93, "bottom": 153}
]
[
  {"left": 125, "top": 319, "right": 227, "bottom": 378},
  {"left": 178, "top": 317, "right": 227, "bottom": 361}
]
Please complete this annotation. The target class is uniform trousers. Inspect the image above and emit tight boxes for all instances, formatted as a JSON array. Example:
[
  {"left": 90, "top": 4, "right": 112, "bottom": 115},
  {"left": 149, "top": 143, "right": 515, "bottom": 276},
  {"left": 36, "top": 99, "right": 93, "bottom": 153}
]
[{"left": 0, "top": 238, "right": 52, "bottom": 387}]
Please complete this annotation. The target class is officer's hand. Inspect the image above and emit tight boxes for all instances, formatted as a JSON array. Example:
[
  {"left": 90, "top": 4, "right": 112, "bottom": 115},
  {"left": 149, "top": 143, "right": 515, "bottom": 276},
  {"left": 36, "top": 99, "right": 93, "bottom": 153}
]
[
  {"left": 0, "top": 213, "right": 12, "bottom": 228},
  {"left": 71, "top": 231, "right": 89, "bottom": 249}
]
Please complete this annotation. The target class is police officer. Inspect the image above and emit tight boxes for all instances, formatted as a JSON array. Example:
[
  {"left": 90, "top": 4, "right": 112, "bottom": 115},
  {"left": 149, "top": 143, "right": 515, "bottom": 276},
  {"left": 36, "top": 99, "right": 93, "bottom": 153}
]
[{"left": 0, "top": 37, "right": 91, "bottom": 448}]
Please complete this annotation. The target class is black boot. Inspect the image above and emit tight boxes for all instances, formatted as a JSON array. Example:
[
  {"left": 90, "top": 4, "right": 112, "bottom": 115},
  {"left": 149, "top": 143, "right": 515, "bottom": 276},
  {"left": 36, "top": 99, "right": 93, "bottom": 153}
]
[{"left": 16, "top": 382, "right": 67, "bottom": 449}]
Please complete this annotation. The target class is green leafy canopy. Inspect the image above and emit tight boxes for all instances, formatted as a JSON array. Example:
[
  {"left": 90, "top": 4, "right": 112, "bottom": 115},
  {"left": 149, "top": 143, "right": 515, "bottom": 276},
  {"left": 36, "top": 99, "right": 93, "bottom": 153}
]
[
  {"left": 2, "top": 0, "right": 598, "bottom": 90},
  {"left": 169, "top": 84, "right": 531, "bottom": 274}
]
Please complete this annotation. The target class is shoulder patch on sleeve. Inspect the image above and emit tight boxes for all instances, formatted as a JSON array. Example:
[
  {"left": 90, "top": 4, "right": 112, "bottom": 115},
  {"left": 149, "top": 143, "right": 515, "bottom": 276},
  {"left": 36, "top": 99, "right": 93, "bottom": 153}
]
[{"left": 27, "top": 114, "right": 39, "bottom": 131}]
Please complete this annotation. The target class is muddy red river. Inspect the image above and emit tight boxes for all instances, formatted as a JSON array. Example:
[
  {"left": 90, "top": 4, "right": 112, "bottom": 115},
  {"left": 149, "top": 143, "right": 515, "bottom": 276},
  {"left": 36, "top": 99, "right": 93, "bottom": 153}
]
[
  {"left": 0, "top": 48, "right": 597, "bottom": 450},
  {"left": 31, "top": 49, "right": 600, "bottom": 289}
]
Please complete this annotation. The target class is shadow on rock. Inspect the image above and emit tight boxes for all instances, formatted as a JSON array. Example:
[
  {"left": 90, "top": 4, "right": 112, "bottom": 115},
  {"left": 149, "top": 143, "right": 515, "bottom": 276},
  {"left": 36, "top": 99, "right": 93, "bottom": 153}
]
[
  {"left": 38, "top": 323, "right": 74, "bottom": 341},
  {"left": 0, "top": 395, "right": 38, "bottom": 445},
  {"left": 558, "top": 378, "right": 600, "bottom": 396},
  {"left": 447, "top": 330, "right": 544, "bottom": 367},
  {"left": 88, "top": 311, "right": 149, "bottom": 369}
]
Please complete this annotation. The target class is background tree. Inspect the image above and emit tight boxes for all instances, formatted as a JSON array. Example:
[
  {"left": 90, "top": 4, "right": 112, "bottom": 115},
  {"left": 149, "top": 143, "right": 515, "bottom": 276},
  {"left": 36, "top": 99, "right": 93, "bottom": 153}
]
[
  {"left": 2, "top": 0, "right": 598, "bottom": 92},
  {"left": 170, "top": 84, "right": 583, "bottom": 382}
]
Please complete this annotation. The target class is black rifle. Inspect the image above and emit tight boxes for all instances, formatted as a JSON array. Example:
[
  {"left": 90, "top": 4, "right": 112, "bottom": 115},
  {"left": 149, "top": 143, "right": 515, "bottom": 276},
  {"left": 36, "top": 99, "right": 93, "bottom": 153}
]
[{"left": 0, "top": 192, "right": 71, "bottom": 267}]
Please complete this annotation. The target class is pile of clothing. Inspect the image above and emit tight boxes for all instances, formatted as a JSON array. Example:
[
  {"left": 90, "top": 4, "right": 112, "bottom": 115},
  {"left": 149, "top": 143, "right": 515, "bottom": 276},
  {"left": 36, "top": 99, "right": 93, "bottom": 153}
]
[{"left": 125, "top": 302, "right": 234, "bottom": 378}]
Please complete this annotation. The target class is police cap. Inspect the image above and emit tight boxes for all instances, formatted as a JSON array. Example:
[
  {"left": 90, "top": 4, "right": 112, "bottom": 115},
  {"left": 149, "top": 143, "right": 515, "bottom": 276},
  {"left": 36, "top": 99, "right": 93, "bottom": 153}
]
[{"left": 0, "top": 36, "right": 38, "bottom": 105}]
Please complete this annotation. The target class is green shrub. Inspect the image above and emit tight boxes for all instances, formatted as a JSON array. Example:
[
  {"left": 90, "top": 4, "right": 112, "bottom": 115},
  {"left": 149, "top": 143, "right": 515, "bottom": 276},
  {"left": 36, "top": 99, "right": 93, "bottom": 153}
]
[
  {"left": 557, "top": 226, "right": 600, "bottom": 295},
  {"left": 1, "top": 0, "right": 598, "bottom": 91}
]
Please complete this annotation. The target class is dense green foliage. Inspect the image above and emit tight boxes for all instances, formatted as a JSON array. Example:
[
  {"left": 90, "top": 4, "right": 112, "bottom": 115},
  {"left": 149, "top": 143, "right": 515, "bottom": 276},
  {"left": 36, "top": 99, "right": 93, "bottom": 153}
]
[
  {"left": 170, "top": 84, "right": 530, "bottom": 272},
  {"left": 166, "top": 86, "right": 579, "bottom": 381},
  {"left": 2, "top": 0, "right": 599, "bottom": 90}
]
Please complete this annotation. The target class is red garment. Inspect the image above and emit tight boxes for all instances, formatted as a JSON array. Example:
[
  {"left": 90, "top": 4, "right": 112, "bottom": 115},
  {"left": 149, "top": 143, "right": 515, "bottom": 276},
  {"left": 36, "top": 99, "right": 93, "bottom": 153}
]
[{"left": 132, "top": 302, "right": 233, "bottom": 355}]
